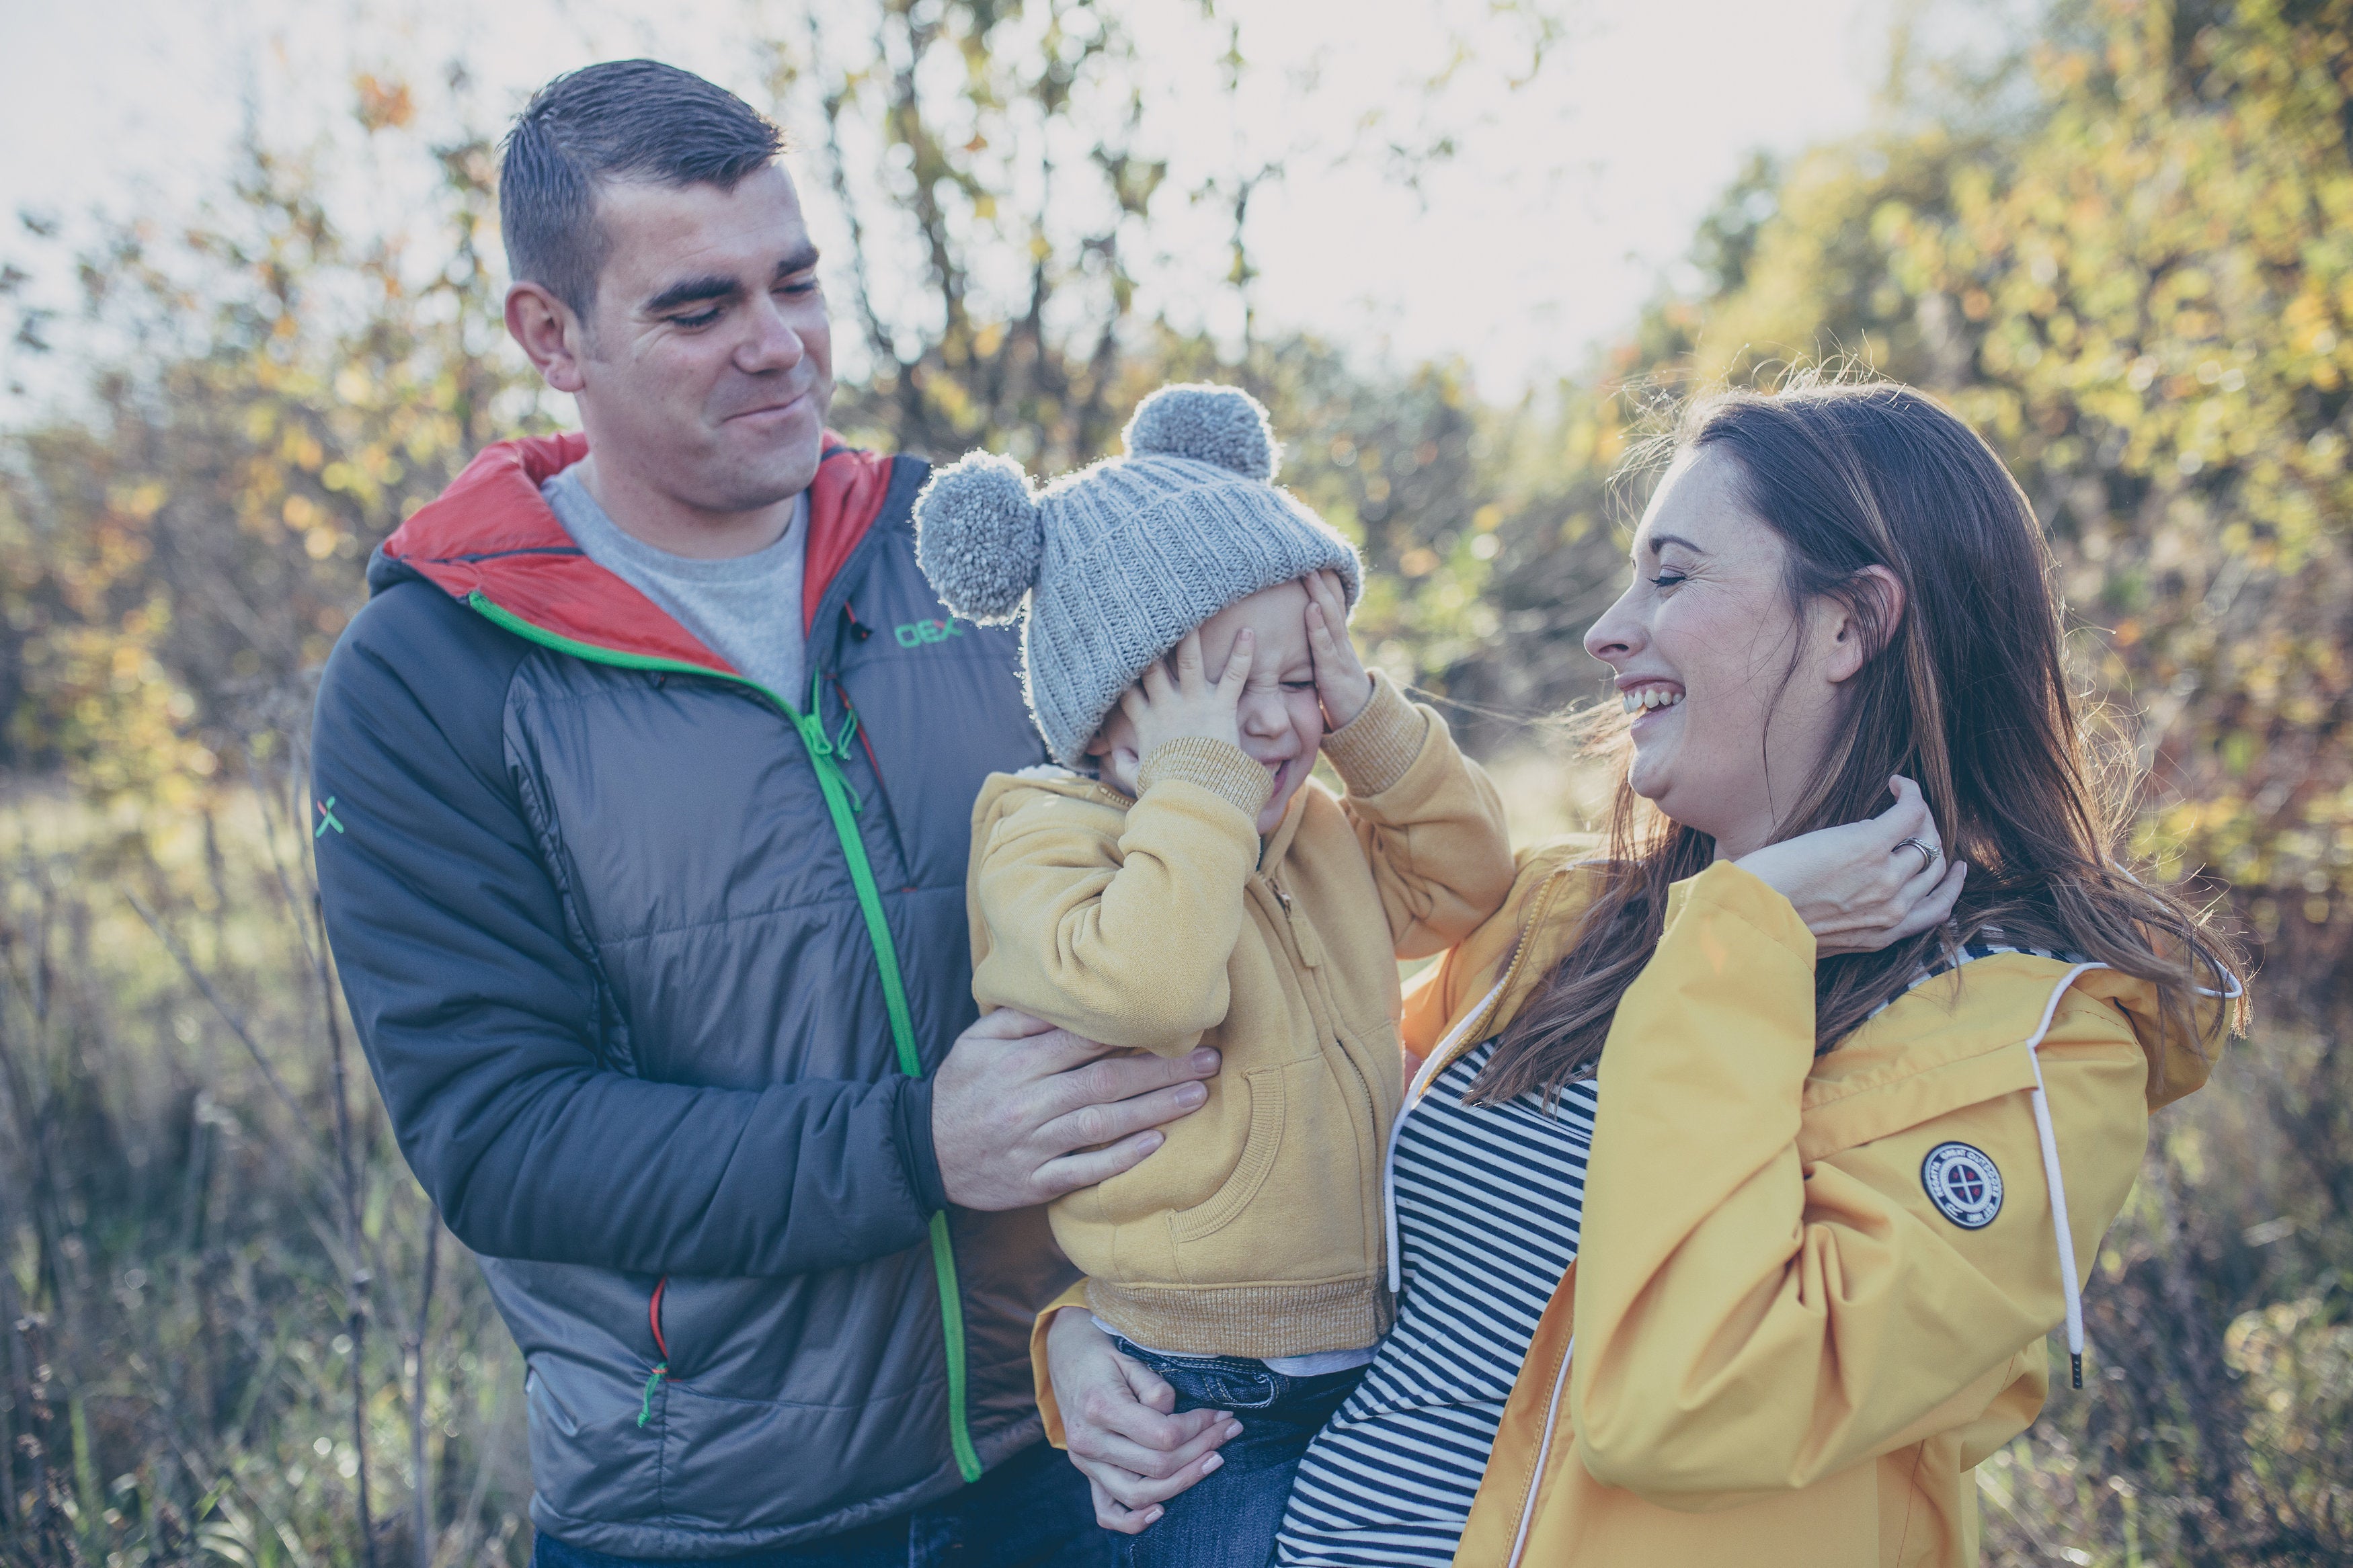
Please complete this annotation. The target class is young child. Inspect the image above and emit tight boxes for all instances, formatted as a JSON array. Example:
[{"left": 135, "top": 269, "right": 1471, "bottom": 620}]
[{"left": 916, "top": 384, "right": 1515, "bottom": 1564}]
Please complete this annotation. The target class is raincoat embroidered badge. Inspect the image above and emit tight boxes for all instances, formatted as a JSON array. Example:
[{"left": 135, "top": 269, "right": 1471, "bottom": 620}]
[{"left": 1922, "top": 1142, "right": 2004, "bottom": 1229}]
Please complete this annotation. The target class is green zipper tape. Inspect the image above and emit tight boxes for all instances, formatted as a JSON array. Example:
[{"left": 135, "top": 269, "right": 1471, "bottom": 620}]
[{"left": 470, "top": 591, "right": 984, "bottom": 1483}]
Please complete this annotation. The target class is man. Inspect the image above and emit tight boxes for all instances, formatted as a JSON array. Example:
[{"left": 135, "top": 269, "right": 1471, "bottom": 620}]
[{"left": 311, "top": 60, "right": 1229, "bottom": 1565}]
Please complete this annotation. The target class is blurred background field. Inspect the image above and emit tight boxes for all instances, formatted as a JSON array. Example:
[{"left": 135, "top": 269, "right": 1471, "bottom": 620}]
[{"left": 3, "top": 0, "right": 2352, "bottom": 1562}]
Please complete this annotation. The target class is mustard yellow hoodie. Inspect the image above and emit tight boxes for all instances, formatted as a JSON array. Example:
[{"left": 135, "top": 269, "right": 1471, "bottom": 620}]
[
  {"left": 967, "top": 672, "right": 1513, "bottom": 1359},
  {"left": 1398, "top": 843, "right": 2231, "bottom": 1568}
]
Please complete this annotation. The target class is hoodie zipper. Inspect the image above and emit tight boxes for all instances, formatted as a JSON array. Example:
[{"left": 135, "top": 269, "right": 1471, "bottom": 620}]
[{"left": 1259, "top": 870, "right": 1390, "bottom": 1287}]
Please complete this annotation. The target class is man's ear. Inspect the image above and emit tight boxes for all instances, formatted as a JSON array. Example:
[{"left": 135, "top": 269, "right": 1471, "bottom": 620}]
[
  {"left": 506, "top": 281, "right": 590, "bottom": 395},
  {"left": 1825, "top": 565, "right": 1905, "bottom": 684}
]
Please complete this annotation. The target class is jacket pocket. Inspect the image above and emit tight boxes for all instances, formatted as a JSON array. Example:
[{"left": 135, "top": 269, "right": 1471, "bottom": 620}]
[
  {"left": 522, "top": 1352, "right": 665, "bottom": 1527},
  {"left": 1170, "top": 1065, "right": 1285, "bottom": 1251},
  {"left": 1796, "top": 1047, "right": 2039, "bottom": 1166}
]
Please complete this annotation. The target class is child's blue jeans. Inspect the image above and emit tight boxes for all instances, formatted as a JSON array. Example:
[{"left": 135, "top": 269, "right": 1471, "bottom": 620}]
[{"left": 1110, "top": 1339, "right": 1365, "bottom": 1568}]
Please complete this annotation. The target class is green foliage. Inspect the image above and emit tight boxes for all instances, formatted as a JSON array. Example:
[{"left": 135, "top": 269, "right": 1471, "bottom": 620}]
[{"left": 0, "top": 111, "right": 553, "bottom": 806}]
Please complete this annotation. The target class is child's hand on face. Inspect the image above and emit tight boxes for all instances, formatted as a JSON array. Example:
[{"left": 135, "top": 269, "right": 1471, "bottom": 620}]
[
  {"left": 1303, "top": 570, "right": 1373, "bottom": 730},
  {"left": 1122, "top": 626, "right": 1255, "bottom": 764}
]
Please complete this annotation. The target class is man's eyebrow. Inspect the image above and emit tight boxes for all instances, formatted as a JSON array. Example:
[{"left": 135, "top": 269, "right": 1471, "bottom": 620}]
[
  {"left": 642, "top": 274, "right": 741, "bottom": 314},
  {"left": 640, "top": 248, "right": 822, "bottom": 316}
]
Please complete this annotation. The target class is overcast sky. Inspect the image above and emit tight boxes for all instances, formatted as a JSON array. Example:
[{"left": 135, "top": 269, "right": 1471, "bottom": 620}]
[{"left": 0, "top": 0, "right": 1894, "bottom": 399}]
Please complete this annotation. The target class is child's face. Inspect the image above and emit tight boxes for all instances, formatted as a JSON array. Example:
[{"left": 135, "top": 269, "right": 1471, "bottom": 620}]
[{"left": 1090, "top": 581, "right": 1324, "bottom": 834}]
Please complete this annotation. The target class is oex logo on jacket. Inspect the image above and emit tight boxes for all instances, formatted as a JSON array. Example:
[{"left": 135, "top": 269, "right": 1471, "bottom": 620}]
[{"left": 895, "top": 618, "right": 967, "bottom": 649}]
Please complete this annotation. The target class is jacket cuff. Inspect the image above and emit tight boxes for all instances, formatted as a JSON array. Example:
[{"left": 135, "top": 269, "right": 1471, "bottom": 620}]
[
  {"left": 1318, "top": 670, "right": 1427, "bottom": 797},
  {"left": 897, "top": 1072, "right": 951, "bottom": 1215},
  {"left": 1664, "top": 860, "right": 1817, "bottom": 970},
  {"left": 1137, "top": 737, "right": 1274, "bottom": 821}
]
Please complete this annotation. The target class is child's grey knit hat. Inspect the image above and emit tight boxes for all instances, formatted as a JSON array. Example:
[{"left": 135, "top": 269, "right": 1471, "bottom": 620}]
[{"left": 914, "top": 383, "right": 1363, "bottom": 768}]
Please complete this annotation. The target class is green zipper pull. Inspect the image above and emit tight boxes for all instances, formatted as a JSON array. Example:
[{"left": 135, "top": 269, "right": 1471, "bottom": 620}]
[{"left": 637, "top": 1364, "right": 667, "bottom": 1428}]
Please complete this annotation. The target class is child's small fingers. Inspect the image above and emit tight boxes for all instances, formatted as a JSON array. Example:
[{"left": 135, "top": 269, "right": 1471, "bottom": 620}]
[
  {"left": 1172, "top": 629, "right": 1205, "bottom": 690},
  {"left": 1218, "top": 629, "right": 1254, "bottom": 696},
  {"left": 1318, "top": 569, "right": 1350, "bottom": 618}
]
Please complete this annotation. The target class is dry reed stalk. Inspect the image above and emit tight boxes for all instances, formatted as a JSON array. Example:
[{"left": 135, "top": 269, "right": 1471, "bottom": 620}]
[
  {"left": 409, "top": 1208, "right": 439, "bottom": 1568},
  {"left": 313, "top": 887, "right": 378, "bottom": 1568}
]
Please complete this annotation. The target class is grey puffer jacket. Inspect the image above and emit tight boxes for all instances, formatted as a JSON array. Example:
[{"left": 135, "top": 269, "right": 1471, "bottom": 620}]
[{"left": 311, "top": 431, "right": 1070, "bottom": 1555}]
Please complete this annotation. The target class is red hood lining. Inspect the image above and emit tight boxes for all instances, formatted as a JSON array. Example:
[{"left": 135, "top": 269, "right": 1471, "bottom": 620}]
[{"left": 382, "top": 431, "right": 901, "bottom": 672}]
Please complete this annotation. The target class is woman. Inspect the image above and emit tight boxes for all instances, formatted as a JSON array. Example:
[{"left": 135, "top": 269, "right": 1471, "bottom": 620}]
[{"left": 1039, "top": 378, "right": 2244, "bottom": 1567}]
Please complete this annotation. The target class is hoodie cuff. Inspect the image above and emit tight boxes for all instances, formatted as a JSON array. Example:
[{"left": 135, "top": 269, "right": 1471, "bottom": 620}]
[
  {"left": 898, "top": 1072, "right": 951, "bottom": 1216},
  {"left": 1318, "top": 670, "right": 1427, "bottom": 797},
  {"left": 1138, "top": 737, "right": 1275, "bottom": 821}
]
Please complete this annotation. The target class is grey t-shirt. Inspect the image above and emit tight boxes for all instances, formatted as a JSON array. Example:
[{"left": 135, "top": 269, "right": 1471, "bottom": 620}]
[{"left": 542, "top": 463, "right": 809, "bottom": 706}]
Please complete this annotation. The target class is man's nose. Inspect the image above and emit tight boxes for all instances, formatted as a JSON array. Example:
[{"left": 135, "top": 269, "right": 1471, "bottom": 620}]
[{"left": 735, "top": 294, "right": 807, "bottom": 375}]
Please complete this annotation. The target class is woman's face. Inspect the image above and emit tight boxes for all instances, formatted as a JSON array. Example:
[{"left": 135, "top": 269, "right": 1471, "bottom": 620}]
[{"left": 1582, "top": 447, "right": 1870, "bottom": 860}]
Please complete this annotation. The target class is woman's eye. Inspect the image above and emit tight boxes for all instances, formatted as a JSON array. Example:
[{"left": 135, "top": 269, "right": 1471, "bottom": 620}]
[{"left": 1648, "top": 571, "right": 1689, "bottom": 589}]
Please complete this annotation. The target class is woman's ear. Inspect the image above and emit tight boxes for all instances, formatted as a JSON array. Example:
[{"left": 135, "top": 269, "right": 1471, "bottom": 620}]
[{"left": 1824, "top": 565, "right": 1906, "bottom": 684}]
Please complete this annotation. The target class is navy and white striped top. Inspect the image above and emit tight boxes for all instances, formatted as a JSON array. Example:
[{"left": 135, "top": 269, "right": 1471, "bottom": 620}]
[{"left": 1275, "top": 1038, "right": 1598, "bottom": 1566}]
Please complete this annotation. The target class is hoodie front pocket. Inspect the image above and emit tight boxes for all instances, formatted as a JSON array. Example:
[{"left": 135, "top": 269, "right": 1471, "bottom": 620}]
[{"left": 1169, "top": 1065, "right": 1285, "bottom": 1253}]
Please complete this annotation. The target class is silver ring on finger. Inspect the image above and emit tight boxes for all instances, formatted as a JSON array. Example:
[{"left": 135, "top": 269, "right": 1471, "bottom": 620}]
[{"left": 1897, "top": 836, "right": 1939, "bottom": 875}]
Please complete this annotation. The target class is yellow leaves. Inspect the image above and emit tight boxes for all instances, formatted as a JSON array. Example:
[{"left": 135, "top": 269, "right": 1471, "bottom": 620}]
[
  {"left": 354, "top": 75, "right": 415, "bottom": 134},
  {"left": 110, "top": 483, "right": 167, "bottom": 522}
]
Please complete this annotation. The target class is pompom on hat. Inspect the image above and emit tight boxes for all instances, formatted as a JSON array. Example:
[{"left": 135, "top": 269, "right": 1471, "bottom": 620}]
[{"left": 916, "top": 382, "right": 1362, "bottom": 768}]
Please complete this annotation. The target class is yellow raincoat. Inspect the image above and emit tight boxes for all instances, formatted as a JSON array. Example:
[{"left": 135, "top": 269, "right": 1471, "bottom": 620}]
[{"left": 1405, "top": 842, "right": 2227, "bottom": 1567}]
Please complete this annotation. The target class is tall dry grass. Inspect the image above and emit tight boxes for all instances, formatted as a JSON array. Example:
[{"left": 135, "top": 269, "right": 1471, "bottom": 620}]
[
  {"left": 1, "top": 737, "right": 2348, "bottom": 1565},
  {"left": 1, "top": 718, "right": 530, "bottom": 1567}
]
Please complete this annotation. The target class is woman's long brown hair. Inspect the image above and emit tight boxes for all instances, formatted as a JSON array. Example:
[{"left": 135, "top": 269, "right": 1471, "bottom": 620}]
[{"left": 1470, "top": 377, "right": 2247, "bottom": 1107}]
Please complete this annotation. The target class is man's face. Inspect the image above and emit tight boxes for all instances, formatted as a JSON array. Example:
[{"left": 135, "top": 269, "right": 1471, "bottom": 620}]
[{"left": 572, "top": 163, "right": 835, "bottom": 515}]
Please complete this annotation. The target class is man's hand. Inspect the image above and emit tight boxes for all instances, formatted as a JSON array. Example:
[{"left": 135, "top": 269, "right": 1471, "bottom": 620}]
[
  {"left": 1303, "top": 569, "right": 1373, "bottom": 730},
  {"left": 1733, "top": 775, "right": 1968, "bottom": 954},
  {"left": 1047, "top": 1307, "right": 1238, "bottom": 1533},
  {"left": 932, "top": 1009, "right": 1220, "bottom": 1211},
  {"left": 1122, "top": 627, "right": 1254, "bottom": 764}
]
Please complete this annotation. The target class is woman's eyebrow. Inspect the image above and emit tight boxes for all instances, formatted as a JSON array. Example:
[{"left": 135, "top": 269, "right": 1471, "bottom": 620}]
[{"left": 1643, "top": 531, "right": 1707, "bottom": 558}]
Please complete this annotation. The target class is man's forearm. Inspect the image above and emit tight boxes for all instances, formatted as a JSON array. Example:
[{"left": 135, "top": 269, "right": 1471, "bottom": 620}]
[{"left": 412, "top": 1060, "right": 945, "bottom": 1276}]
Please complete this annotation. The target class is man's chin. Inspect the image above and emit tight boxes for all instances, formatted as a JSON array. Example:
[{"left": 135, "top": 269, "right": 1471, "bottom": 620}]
[{"left": 700, "top": 440, "right": 824, "bottom": 512}]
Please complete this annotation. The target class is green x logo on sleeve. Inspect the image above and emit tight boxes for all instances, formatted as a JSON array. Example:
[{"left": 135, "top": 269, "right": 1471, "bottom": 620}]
[{"left": 314, "top": 797, "right": 345, "bottom": 838}]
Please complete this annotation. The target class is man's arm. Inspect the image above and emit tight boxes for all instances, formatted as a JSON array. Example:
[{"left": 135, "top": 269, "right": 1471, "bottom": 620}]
[{"left": 313, "top": 582, "right": 945, "bottom": 1276}]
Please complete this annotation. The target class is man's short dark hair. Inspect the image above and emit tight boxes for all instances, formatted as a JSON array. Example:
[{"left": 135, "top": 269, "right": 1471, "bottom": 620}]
[{"left": 500, "top": 60, "right": 787, "bottom": 317}]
